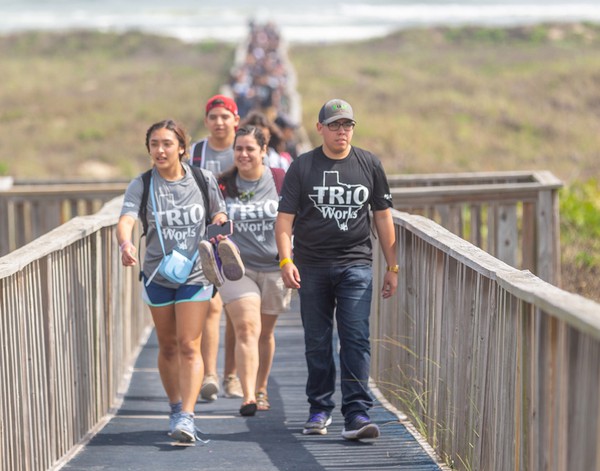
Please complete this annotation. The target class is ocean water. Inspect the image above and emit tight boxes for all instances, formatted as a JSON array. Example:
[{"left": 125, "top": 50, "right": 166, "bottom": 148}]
[{"left": 0, "top": 0, "right": 598, "bottom": 43}]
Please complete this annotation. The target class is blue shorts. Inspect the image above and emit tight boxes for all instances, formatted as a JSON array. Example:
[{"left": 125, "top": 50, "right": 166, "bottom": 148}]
[{"left": 142, "top": 276, "right": 214, "bottom": 307}]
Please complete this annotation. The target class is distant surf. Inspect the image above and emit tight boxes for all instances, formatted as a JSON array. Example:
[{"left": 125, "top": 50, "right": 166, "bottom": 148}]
[{"left": 0, "top": 1, "right": 598, "bottom": 43}]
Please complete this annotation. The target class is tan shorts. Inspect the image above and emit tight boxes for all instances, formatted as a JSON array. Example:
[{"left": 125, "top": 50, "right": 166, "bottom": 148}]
[{"left": 218, "top": 268, "right": 292, "bottom": 315}]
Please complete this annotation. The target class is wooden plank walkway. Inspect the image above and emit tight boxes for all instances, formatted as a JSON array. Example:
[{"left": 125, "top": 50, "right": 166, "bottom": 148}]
[{"left": 61, "top": 296, "right": 442, "bottom": 471}]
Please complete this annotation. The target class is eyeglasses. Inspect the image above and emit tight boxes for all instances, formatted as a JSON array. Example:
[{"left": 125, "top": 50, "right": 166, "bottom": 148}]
[{"left": 326, "top": 121, "right": 355, "bottom": 131}]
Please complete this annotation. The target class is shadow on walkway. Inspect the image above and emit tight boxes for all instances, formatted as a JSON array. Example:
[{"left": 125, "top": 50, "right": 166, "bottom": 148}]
[{"left": 62, "top": 297, "right": 441, "bottom": 471}]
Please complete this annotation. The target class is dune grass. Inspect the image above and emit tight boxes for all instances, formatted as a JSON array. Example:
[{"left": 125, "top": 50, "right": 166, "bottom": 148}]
[
  {"left": 0, "top": 30, "right": 235, "bottom": 178},
  {"left": 2, "top": 24, "right": 599, "bottom": 182},
  {"left": 289, "top": 23, "right": 600, "bottom": 301},
  {"left": 1, "top": 24, "right": 600, "bottom": 300},
  {"left": 290, "top": 22, "right": 600, "bottom": 184}
]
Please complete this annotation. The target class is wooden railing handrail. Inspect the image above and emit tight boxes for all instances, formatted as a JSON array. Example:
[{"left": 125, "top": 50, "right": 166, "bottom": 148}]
[
  {"left": 391, "top": 210, "right": 600, "bottom": 339},
  {"left": 0, "top": 182, "right": 128, "bottom": 197},
  {"left": 2, "top": 185, "right": 597, "bottom": 470},
  {"left": 392, "top": 182, "right": 556, "bottom": 203},
  {"left": 0, "top": 198, "right": 123, "bottom": 276},
  {"left": 0, "top": 170, "right": 563, "bottom": 285},
  {"left": 387, "top": 169, "right": 563, "bottom": 186},
  {"left": 0, "top": 195, "right": 150, "bottom": 471},
  {"left": 371, "top": 209, "right": 600, "bottom": 470}
]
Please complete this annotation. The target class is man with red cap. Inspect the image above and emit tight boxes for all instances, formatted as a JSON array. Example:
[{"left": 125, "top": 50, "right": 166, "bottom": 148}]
[
  {"left": 190, "top": 94, "right": 243, "bottom": 402},
  {"left": 191, "top": 94, "right": 240, "bottom": 172}
]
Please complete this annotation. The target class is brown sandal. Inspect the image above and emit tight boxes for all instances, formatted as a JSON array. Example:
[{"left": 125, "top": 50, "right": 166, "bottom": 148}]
[{"left": 256, "top": 391, "right": 270, "bottom": 411}]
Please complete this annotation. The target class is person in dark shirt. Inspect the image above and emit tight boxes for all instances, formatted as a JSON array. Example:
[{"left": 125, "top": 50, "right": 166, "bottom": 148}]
[{"left": 275, "top": 99, "right": 398, "bottom": 441}]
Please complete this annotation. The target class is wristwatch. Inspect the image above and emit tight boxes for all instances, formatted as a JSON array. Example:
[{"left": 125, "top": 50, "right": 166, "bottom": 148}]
[{"left": 386, "top": 265, "right": 399, "bottom": 273}]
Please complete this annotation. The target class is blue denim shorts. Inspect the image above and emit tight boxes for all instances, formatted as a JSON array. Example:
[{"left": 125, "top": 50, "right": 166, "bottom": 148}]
[{"left": 142, "top": 276, "right": 213, "bottom": 307}]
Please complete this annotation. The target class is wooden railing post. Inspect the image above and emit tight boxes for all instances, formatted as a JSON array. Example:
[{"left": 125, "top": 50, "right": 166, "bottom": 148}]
[
  {"left": 534, "top": 171, "right": 562, "bottom": 285},
  {"left": 371, "top": 210, "right": 600, "bottom": 471}
]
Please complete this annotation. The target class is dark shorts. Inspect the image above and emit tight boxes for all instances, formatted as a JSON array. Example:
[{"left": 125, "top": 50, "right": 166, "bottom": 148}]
[{"left": 142, "top": 276, "right": 213, "bottom": 307}]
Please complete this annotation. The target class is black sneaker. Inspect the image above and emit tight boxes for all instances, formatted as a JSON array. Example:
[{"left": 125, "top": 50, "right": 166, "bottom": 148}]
[
  {"left": 341, "top": 414, "right": 380, "bottom": 440},
  {"left": 302, "top": 411, "right": 332, "bottom": 435}
]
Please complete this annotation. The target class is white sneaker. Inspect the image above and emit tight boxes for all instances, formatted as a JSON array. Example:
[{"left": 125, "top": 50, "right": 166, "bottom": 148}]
[
  {"left": 200, "top": 374, "right": 220, "bottom": 401},
  {"left": 222, "top": 374, "right": 243, "bottom": 398}
]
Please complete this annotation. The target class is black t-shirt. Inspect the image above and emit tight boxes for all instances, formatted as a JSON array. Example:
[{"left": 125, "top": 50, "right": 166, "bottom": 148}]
[{"left": 278, "top": 145, "right": 393, "bottom": 266}]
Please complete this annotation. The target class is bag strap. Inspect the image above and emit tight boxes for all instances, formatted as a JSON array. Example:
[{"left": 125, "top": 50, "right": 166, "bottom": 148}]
[
  {"left": 191, "top": 139, "right": 208, "bottom": 168},
  {"left": 139, "top": 169, "right": 153, "bottom": 237},
  {"left": 188, "top": 165, "right": 211, "bottom": 225},
  {"left": 149, "top": 176, "right": 167, "bottom": 255},
  {"left": 270, "top": 167, "right": 285, "bottom": 195},
  {"left": 145, "top": 176, "right": 166, "bottom": 286}
]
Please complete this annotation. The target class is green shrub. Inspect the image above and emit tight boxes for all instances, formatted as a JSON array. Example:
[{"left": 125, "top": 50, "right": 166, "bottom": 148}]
[{"left": 560, "top": 179, "right": 600, "bottom": 267}]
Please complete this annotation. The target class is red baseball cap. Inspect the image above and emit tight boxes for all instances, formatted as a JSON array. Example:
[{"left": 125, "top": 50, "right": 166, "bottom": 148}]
[{"left": 205, "top": 94, "right": 238, "bottom": 117}]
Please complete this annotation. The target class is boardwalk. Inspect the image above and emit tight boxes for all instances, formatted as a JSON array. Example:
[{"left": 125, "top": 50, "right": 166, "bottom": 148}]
[{"left": 61, "top": 295, "right": 441, "bottom": 471}]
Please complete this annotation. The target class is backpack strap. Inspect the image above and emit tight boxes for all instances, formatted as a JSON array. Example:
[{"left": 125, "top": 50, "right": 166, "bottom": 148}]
[
  {"left": 191, "top": 139, "right": 207, "bottom": 168},
  {"left": 139, "top": 169, "right": 153, "bottom": 237},
  {"left": 188, "top": 165, "right": 212, "bottom": 225},
  {"left": 269, "top": 167, "right": 285, "bottom": 195}
]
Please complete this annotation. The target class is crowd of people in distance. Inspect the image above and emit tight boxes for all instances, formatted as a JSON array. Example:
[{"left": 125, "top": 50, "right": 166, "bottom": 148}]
[
  {"left": 229, "top": 21, "right": 302, "bottom": 162},
  {"left": 230, "top": 21, "right": 287, "bottom": 120}
]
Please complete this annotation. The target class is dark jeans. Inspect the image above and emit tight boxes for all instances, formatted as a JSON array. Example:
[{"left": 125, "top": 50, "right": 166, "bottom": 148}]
[{"left": 297, "top": 263, "right": 374, "bottom": 420}]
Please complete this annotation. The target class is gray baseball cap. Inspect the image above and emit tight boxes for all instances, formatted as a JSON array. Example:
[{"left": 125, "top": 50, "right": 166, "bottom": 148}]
[{"left": 318, "top": 99, "right": 355, "bottom": 125}]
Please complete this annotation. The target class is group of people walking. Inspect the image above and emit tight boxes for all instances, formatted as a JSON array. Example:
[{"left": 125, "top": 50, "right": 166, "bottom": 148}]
[{"left": 117, "top": 94, "right": 398, "bottom": 444}]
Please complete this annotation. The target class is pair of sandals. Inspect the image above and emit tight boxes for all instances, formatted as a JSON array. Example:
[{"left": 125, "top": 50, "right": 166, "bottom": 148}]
[{"left": 239, "top": 392, "right": 270, "bottom": 416}]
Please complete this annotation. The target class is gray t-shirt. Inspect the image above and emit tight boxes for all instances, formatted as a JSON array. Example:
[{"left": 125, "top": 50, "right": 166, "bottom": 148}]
[
  {"left": 190, "top": 139, "right": 234, "bottom": 174},
  {"left": 225, "top": 167, "right": 279, "bottom": 271},
  {"left": 120, "top": 162, "right": 226, "bottom": 287}
]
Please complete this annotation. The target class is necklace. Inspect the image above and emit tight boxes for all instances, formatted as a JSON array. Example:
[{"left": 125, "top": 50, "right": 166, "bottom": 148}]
[{"left": 237, "top": 174, "right": 261, "bottom": 202}]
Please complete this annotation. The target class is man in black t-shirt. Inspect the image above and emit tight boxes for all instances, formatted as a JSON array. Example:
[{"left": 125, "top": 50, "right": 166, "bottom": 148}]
[{"left": 276, "top": 99, "right": 399, "bottom": 441}]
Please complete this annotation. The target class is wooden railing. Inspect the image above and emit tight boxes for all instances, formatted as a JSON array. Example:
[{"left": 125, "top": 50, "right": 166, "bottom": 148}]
[
  {"left": 1, "top": 171, "right": 562, "bottom": 286},
  {"left": 1, "top": 180, "right": 596, "bottom": 470},
  {"left": 371, "top": 209, "right": 600, "bottom": 471},
  {"left": 0, "top": 180, "right": 128, "bottom": 257},
  {"left": 389, "top": 170, "right": 563, "bottom": 285},
  {"left": 0, "top": 196, "right": 150, "bottom": 471}
]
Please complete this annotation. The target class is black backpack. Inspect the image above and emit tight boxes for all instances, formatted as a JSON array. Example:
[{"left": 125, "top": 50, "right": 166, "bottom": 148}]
[
  {"left": 190, "top": 139, "right": 207, "bottom": 167},
  {"left": 138, "top": 166, "right": 211, "bottom": 238}
]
